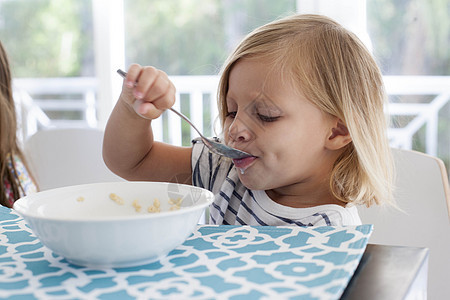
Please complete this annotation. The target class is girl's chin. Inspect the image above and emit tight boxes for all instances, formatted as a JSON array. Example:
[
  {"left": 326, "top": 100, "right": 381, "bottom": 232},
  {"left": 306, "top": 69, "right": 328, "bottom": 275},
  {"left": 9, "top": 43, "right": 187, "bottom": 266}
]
[
  {"left": 237, "top": 171, "right": 266, "bottom": 190},
  {"left": 238, "top": 178, "right": 257, "bottom": 190}
]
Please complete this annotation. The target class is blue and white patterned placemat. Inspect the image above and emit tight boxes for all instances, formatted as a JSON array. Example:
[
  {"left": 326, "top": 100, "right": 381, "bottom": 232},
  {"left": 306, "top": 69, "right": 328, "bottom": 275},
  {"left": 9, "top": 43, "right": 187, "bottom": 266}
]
[{"left": 0, "top": 206, "right": 372, "bottom": 299}]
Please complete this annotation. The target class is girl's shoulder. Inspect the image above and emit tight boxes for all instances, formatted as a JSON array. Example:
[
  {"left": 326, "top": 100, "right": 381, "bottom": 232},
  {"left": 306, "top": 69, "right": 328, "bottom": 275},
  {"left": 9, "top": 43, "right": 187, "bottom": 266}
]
[
  {"left": 319, "top": 204, "right": 362, "bottom": 226},
  {"left": 251, "top": 190, "right": 362, "bottom": 226}
]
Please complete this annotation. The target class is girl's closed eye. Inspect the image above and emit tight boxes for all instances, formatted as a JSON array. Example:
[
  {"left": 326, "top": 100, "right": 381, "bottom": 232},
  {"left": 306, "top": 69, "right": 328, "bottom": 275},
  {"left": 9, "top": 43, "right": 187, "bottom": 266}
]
[
  {"left": 226, "top": 110, "right": 279, "bottom": 122},
  {"left": 253, "top": 99, "right": 283, "bottom": 123},
  {"left": 257, "top": 113, "right": 280, "bottom": 122}
]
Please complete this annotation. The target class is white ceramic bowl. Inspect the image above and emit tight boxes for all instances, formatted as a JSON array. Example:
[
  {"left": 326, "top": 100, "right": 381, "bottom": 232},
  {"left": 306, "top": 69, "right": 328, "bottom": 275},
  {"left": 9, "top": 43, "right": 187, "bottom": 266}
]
[{"left": 14, "top": 181, "right": 213, "bottom": 268}]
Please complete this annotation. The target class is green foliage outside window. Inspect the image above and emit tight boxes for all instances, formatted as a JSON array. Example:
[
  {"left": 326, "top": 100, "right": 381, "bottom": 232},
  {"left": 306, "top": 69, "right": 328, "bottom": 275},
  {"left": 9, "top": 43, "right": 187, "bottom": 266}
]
[{"left": 0, "top": 0, "right": 92, "bottom": 77}]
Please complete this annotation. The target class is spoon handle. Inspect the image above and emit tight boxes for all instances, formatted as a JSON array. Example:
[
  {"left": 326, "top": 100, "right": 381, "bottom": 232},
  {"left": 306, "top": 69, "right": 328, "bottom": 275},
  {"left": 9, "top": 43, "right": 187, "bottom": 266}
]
[{"left": 168, "top": 108, "right": 205, "bottom": 139}]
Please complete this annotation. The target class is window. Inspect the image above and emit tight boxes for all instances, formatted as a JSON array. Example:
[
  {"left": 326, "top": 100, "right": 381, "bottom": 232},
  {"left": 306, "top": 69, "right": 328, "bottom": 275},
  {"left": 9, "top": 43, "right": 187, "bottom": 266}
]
[
  {"left": 123, "top": 0, "right": 296, "bottom": 75},
  {"left": 2, "top": 0, "right": 449, "bottom": 171}
]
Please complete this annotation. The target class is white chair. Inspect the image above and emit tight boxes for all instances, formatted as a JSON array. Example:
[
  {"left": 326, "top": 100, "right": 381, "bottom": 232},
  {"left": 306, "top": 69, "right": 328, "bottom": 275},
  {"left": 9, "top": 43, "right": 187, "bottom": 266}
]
[
  {"left": 358, "top": 148, "right": 450, "bottom": 300},
  {"left": 24, "top": 128, "right": 123, "bottom": 191}
]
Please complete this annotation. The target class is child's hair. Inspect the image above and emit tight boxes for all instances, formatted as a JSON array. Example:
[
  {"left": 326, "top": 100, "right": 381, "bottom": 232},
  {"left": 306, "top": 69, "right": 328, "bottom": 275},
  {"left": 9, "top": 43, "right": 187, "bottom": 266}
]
[
  {"left": 217, "top": 14, "right": 394, "bottom": 207},
  {"left": 0, "top": 41, "right": 32, "bottom": 207}
]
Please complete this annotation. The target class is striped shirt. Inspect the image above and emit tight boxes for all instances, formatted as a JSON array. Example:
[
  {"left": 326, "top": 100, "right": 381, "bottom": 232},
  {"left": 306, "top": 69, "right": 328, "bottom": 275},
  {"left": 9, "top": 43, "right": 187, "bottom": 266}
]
[{"left": 191, "top": 139, "right": 361, "bottom": 226}]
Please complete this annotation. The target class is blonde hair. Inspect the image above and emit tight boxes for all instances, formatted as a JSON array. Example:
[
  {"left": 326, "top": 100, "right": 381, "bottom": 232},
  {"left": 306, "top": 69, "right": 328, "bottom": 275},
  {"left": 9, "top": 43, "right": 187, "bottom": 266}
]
[
  {"left": 0, "top": 41, "right": 34, "bottom": 207},
  {"left": 217, "top": 14, "right": 394, "bottom": 207}
]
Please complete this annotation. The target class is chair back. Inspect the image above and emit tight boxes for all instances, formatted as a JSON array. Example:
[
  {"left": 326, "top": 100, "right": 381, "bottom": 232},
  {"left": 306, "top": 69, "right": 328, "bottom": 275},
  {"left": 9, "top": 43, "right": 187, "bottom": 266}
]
[
  {"left": 24, "top": 128, "right": 123, "bottom": 191},
  {"left": 358, "top": 148, "right": 450, "bottom": 299}
]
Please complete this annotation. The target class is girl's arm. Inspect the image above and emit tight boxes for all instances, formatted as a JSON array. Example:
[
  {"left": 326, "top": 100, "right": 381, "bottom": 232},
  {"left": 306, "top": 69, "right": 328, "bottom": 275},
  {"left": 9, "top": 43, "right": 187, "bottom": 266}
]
[{"left": 102, "top": 64, "right": 192, "bottom": 184}]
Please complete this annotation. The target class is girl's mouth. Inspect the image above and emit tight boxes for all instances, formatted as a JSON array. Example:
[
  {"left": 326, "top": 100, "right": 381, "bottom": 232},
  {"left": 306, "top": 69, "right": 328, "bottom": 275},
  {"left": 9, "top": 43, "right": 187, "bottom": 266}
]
[{"left": 232, "top": 156, "right": 257, "bottom": 174}]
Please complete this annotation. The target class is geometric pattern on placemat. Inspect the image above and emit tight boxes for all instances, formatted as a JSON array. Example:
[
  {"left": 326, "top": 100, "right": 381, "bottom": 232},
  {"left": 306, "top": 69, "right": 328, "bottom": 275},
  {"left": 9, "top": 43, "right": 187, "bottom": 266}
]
[{"left": 0, "top": 207, "right": 372, "bottom": 300}]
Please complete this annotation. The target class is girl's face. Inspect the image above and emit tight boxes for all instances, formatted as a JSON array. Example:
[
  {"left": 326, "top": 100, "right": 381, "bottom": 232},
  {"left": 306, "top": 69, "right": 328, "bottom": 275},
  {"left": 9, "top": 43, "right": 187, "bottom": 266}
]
[{"left": 224, "top": 58, "right": 344, "bottom": 206}]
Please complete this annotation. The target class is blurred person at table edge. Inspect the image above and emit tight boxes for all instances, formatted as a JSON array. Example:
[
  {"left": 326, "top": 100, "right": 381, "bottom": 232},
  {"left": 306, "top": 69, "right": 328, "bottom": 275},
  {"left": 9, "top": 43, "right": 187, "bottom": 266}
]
[{"left": 0, "top": 40, "right": 37, "bottom": 208}]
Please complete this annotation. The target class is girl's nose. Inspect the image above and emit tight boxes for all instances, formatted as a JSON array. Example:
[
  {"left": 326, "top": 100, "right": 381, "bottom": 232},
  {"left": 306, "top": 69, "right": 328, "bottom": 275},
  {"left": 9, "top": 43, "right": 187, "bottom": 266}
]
[{"left": 228, "top": 115, "right": 254, "bottom": 143}]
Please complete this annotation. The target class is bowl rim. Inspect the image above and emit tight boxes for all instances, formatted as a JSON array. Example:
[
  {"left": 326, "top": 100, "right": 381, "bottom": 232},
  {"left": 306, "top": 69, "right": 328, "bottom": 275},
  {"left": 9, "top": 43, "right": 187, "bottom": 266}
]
[{"left": 13, "top": 181, "right": 214, "bottom": 222}]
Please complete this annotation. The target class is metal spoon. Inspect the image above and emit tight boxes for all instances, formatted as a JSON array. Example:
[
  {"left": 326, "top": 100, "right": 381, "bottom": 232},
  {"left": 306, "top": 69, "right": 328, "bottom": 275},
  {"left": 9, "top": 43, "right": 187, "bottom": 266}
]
[{"left": 117, "top": 69, "right": 253, "bottom": 159}]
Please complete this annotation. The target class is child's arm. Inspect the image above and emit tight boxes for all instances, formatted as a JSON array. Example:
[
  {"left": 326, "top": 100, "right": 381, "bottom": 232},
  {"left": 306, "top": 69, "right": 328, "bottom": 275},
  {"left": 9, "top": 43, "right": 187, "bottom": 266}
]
[{"left": 103, "top": 64, "right": 192, "bottom": 184}]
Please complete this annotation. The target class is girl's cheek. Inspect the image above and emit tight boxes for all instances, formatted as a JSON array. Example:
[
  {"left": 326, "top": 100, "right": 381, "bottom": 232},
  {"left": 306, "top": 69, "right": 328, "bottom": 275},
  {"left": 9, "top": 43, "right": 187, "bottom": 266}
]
[{"left": 222, "top": 120, "right": 232, "bottom": 143}]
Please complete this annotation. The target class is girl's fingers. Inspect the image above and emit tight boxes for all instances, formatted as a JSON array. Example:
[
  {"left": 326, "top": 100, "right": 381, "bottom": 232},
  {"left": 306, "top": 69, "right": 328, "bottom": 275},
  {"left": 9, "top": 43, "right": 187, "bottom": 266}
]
[
  {"left": 146, "top": 71, "right": 173, "bottom": 105},
  {"left": 136, "top": 67, "right": 173, "bottom": 103},
  {"left": 122, "top": 65, "right": 176, "bottom": 119},
  {"left": 149, "top": 76, "right": 176, "bottom": 110},
  {"left": 125, "top": 64, "right": 142, "bottom": 88},
  {"left": 133, "top": 66, "right": 158, "bottom": 100},
  {"left": 132, "top": 99, "right": 161, "bottom": 120}
]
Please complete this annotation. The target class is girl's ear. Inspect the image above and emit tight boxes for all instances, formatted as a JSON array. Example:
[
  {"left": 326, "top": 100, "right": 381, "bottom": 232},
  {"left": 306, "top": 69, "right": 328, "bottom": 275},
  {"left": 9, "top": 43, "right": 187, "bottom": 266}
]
[{"left": 326, "top": 119, "right": 352, "bottom": 150}]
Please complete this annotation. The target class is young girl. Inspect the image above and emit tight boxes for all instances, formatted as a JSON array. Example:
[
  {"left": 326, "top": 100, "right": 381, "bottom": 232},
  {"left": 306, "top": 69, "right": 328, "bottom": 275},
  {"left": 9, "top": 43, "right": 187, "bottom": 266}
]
[
  {"left": 0, "top": 41, "right": 37, "bottom": 208},
  {"left": 103, "top": 14, "right": 394, "bottom": 226}
]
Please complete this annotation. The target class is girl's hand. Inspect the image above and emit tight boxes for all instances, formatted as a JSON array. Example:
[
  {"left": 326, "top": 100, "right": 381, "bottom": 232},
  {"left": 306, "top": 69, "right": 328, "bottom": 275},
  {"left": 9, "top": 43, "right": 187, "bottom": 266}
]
[{"left": 120, "top": 64, "right": 176, "bottom": 120}]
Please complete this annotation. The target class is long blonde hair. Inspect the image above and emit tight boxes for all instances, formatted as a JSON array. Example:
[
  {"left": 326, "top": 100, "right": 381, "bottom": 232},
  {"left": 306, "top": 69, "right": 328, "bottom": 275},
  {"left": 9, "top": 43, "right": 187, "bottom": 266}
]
[
  {"left": 0, "top": 41, "right": 33, "bottom": 207},
  {"left": 218, "top": 14, "right": 394, "bottom": 207}
]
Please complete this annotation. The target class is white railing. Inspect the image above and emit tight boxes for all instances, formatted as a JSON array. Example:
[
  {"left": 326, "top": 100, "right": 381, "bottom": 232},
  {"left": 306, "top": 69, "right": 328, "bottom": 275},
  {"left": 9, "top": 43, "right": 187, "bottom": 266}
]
[
  {"left": 13, "top": 77, "right": 98, "bottom": 140},
  {"left": 14, "top": 76, "right": 450, "bottom": 158},
  {"left": 152, "top": 76, "right": 221, "bottom": 145},
  {"left": 384, "top": 76, "right": 450, "bottom": 157}
]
